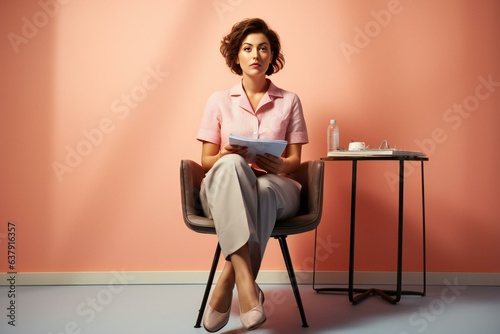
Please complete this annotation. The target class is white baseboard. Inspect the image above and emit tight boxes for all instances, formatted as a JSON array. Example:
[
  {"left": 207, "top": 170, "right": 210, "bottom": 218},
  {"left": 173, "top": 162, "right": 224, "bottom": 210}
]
[{"left": 0, "top": 271, "right": 498, "bottom": 286}]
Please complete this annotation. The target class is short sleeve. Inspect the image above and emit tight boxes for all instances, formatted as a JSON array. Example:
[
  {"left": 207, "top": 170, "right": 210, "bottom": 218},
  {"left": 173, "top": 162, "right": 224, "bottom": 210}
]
[
  {"left": 286, "top": 94, "right": 309, "bottom": 144},
  {"left": 197, "top": 92, "right": 222, "bottom": 145}
]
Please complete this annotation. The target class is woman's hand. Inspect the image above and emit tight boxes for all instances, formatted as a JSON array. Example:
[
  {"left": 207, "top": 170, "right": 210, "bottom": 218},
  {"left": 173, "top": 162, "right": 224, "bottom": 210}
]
[
  {"left": 254, "top": 144, "right": 303, "bottom": 175},
  {"left": 201, "top": 142, "right": 248, "bottom": 172},
  {"left": 255, "top": 153, "right": 283, "bottom": 174},
  {"left": 221, "top": 144, "right": 248, "bottom": 157}
]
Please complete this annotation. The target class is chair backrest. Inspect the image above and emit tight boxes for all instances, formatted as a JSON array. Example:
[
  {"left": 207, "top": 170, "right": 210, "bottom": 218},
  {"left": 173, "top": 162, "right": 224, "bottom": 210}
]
[{"left": 180, "top": 159, "right": 325, "bottom": 236}]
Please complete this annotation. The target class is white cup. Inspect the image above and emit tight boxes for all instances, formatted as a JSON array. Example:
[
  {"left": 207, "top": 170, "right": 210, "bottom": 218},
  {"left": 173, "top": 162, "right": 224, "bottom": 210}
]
[{"left": 348, "top": 142, "right": 365, "bottom": 151}]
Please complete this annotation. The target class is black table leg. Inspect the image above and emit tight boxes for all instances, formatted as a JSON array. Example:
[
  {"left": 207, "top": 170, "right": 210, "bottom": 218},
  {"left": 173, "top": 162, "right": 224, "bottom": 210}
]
[
  {"left": 421, "top": 160, "right": 427, "bottom": 296},
  {"left": 348, "top": 160, "right": 357, "bottom": 303},
  {"left": 396, "top": 159, "right": 405, "bottom": 302}
]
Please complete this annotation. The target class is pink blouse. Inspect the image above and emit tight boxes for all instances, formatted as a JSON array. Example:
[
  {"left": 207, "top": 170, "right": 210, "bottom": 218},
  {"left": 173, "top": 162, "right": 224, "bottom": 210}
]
[{"left": 197, "top": 80, "right": 309, "bottom": 151}]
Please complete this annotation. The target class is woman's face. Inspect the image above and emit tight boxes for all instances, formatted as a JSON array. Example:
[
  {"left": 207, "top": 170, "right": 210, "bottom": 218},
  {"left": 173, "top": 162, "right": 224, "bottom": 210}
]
[{"left": 237, "top": 33, "right": 273, "bottom": 78}]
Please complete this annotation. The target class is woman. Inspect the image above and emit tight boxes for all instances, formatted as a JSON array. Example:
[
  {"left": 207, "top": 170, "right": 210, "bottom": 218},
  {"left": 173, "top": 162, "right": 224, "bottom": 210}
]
[{"left": 197, "top": 18, "right": 308, "bottom": 332}]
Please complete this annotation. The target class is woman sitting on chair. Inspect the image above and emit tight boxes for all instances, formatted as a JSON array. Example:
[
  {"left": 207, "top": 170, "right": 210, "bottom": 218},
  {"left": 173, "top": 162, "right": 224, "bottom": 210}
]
[{"left": 197, "top": 18, "right": 309, "bottom": 332}]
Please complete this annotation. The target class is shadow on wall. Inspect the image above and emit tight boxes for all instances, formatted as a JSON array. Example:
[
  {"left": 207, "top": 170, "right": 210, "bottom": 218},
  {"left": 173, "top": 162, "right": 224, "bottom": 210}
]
[{"left": 0, "top": 1, "right": 56, "bottom": 271}]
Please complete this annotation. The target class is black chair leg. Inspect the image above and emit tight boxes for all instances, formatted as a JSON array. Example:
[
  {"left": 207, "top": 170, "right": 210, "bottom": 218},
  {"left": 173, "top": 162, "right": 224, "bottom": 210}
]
[
  {"left": 276, "top": 236, "right": 309, "bottom": 328},
  {"left": 195, "top": 243, "right": 221, "bottom": 328}
]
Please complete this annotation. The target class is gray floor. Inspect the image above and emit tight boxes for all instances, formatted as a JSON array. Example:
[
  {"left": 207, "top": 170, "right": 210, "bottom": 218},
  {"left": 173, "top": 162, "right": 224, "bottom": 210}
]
[{"left": 1, "top": 284, "right": 499, "bottom": 333}]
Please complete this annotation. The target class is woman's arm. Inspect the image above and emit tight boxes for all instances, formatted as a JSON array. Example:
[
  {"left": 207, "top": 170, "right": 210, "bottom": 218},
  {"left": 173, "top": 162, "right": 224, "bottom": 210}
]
[{"left": 200, "top": 142, "right": 220, "bottom": 172}]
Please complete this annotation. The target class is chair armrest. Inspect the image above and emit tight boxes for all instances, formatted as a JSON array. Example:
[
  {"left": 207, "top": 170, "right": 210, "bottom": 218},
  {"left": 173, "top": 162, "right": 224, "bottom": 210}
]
[
  {"left": 289, "top": 160, "right": 325, "bottom": 216},
  {"left": 180, "top": 159, "right": 205, "bottom": 217}
]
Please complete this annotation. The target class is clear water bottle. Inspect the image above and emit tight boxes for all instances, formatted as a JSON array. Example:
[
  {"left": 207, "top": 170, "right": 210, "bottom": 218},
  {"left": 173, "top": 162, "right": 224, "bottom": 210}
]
[{"left": 327, "top": 119, "right": 340, "bottom": 154}]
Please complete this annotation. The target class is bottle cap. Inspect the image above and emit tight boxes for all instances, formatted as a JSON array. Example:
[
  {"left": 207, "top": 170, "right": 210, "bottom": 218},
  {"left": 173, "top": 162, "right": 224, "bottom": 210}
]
[{"left": 330, "top": 119, "right": 336, "bottom": 124}]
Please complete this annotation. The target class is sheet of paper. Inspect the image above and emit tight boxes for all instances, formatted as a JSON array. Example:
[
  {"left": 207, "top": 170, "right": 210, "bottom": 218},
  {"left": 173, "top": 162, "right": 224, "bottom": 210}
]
[{"left": 229, "top": 134, "right": 287, "bottom": 163}]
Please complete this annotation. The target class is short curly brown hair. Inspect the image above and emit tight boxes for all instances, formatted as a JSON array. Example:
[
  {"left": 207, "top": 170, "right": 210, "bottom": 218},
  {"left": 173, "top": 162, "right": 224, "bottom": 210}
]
[{"left": 220, "top": 18, "right": 285, "bottom": 76}]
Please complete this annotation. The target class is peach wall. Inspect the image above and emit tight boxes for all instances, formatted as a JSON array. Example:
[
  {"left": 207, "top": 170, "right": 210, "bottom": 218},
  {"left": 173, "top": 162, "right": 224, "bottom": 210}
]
[{"left": 0, "top": 0, "right": 499, "bottom": 274}]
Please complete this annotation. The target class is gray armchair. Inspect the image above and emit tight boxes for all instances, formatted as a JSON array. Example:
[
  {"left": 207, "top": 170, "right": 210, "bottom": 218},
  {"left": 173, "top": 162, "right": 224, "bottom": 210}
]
[{"left": 180, "top": 159, "right": 324, "bottom": 328}]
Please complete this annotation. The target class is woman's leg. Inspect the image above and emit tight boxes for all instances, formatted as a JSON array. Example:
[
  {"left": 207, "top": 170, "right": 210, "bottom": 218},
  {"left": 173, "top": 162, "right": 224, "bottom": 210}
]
[
  {"left": 248, "top": 175, "right": 301, "bottom": 276},
  {"left": 230, "top": 244, "right": 260, "bottom": 313},
  {"left": 208, "top": 260, "right": 235, "bottom": 313},
  {"left": 200, "top": 156, "right": 298, "bottom": 318},
  {"left": 208, "top": 243, "right": 259, "bottom": 313},
  {"left": 200, "top": 155, "right": 258, "bottom": 259}
]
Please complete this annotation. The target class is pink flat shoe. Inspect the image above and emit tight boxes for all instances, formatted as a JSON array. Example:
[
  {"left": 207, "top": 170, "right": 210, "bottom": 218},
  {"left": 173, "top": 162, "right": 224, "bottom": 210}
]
[{"left": 203, "top": 293, "right": 232, "bottom": 333}]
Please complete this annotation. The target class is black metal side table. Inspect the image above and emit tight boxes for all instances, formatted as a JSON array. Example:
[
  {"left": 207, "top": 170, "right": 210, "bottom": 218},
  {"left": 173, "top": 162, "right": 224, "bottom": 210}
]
[{"left": 313, "top": 155, "right": 428, "bottom": 305}]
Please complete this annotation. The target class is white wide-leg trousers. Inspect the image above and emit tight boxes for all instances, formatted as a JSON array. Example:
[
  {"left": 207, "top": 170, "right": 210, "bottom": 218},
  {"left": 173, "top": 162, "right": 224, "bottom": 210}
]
[{"left": 200, "top": 154, "right": 301, "bottom": 276}]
